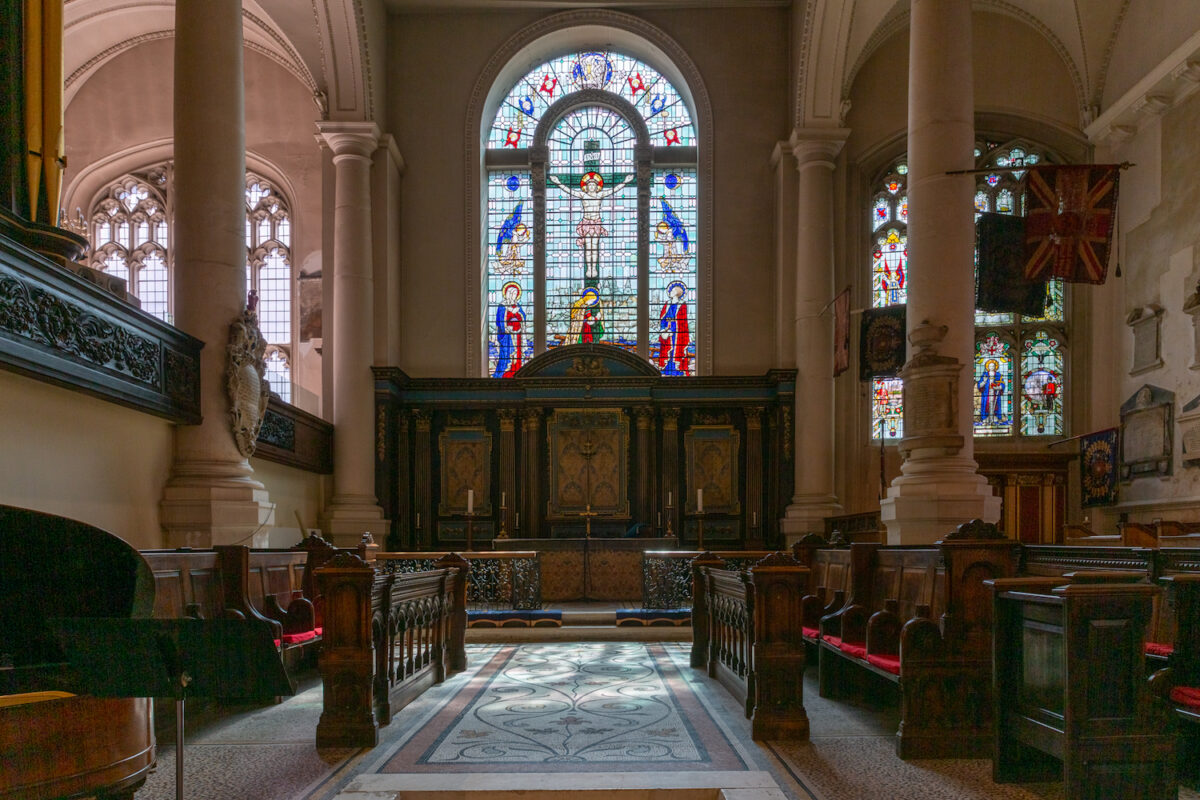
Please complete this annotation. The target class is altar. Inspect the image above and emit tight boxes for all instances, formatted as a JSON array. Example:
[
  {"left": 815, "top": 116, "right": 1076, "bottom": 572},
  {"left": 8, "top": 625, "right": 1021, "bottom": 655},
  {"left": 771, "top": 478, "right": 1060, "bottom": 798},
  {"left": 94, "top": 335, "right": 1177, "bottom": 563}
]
[
  {"left": 372, "top": 344, "right": 796, "bottom": 559},
  {"left": 493, "top": 537, "right": 678, "bottom": 601}
]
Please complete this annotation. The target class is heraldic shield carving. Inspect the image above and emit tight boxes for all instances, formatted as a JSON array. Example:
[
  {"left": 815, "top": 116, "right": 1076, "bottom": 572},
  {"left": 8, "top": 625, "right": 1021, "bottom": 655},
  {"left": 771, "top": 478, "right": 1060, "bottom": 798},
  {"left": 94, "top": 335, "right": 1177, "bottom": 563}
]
[{"left": 227, "top": 292, "right": 272, "bottom": 457}]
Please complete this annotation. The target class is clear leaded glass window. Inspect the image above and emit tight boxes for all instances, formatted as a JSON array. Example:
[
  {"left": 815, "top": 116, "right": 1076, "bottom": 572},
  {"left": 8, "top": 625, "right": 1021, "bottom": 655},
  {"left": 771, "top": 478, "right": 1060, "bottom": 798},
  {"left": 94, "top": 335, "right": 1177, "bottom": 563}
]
[
  {"left": 89, "top": 169, "right": 171, "bottom": 320},
  {"left": 245, "top": 175, "right": 293, "bottom": 401},
  {"left": 868, "top": 140, "right": 1067, "bottom": 440},
  {"left": 484, "top": 48, "right": 698, "bottom": 377}
]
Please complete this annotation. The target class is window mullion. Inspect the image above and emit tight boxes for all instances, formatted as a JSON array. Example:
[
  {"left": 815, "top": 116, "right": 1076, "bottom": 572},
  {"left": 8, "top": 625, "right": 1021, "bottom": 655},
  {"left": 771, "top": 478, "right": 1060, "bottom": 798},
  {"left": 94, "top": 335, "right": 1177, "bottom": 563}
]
[
  {"left": 636, "top": 144, "right": 652, "bottom": 362},
  {"left": 531, "top": 146, "right": 548, "bottom": 358}
]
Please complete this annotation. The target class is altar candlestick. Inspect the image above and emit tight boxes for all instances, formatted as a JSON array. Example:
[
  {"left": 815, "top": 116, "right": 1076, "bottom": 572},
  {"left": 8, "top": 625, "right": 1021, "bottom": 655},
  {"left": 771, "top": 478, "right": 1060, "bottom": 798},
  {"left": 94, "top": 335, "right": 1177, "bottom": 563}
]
[
  {"left": 697, "top": 489, "right": 703, "bottom": 513},
  {"left": 467, "top": 489, "right": 474, "bottom": 515}
]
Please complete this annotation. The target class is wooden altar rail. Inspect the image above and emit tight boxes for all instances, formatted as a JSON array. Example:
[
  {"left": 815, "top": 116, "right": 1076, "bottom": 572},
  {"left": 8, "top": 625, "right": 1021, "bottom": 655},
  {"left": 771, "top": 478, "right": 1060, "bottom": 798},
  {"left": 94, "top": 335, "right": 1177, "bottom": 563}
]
[
  {"left": 314, "top": 553, "right": 468, "bottom": 748},
  {"left": 375, "top": 551, "right": 542, "bottom": 610},
  {"left": 642, "top": 551, "right": 775, "bottom": 609},
  {"left": 691, "top": 552, "right": 810, "bottom": 740}
]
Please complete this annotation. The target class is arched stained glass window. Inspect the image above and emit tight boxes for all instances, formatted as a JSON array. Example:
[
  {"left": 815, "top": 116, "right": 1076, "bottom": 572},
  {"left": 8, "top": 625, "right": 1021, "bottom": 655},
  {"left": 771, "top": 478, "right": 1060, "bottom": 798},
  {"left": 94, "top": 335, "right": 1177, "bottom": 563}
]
[
  {"left": 484, "top": 48, "right": 699, "bottom": 376},
  {"left": 867, "top": 141, "right": 1068, "bottom": 441},
  {"left": 89, "top": 169, "right": 170, "bottom": 321}
]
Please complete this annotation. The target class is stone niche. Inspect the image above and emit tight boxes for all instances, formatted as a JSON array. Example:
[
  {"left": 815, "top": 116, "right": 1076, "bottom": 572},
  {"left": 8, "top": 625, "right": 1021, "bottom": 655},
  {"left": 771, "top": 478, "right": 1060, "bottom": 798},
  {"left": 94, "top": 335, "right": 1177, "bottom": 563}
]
[
  {"left": 1126, "top": 304, "right": 1164, "bottom": 376},
  {"left": 1184, "top": 281, "right": 1200, "bottom": 370},
  {"left": 1179, "top": 393, "right": 1200, "bottom": 468},
  {"left": 1120, "top": 384, "right": 1174, "bottom": 481}
]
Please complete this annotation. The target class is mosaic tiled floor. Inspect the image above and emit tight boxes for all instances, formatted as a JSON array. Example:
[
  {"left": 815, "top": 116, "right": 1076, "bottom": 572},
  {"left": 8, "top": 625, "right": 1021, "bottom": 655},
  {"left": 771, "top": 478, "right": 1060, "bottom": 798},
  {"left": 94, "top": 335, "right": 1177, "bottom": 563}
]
[{"left": 379, "top": 642, "right": 750, "bottom": 772}]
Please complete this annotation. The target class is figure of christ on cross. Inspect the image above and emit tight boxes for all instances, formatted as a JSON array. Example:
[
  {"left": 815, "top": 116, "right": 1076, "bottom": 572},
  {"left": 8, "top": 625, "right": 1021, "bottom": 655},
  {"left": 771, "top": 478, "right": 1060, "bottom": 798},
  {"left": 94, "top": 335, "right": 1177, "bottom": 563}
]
[{"left": 549, "top": 170, "right": 635, "bottom": 281}]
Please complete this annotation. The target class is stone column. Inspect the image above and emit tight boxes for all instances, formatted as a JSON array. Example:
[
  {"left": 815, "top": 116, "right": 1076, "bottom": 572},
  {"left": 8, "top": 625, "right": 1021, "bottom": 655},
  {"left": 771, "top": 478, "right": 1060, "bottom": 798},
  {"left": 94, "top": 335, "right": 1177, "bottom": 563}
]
[
  {"left": 161, "top": 0, "right": 273, "bottom": 548},
  {"left": 780, "top": 132, "right": 846, "bottom": 544},
  {"left": 318, "top": 121, "right": 388, "bottom": 546},
  {"left": 879, "top": 0, "right": 999, "bottom": 543}
]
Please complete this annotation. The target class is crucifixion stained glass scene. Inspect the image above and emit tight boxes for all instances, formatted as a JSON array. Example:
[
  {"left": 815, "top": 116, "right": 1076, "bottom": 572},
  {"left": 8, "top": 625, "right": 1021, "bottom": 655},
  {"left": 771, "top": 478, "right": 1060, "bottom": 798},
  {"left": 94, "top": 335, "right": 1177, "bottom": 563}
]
[{"left": 485, "top": 49, "right": 698, "bottom": 377}]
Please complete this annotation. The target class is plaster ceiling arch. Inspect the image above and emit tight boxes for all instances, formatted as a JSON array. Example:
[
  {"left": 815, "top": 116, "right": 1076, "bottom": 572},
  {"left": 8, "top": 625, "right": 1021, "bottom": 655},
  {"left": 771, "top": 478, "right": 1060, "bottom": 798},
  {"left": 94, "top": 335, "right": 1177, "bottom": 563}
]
[
  {"left": 63, "top": 0, "right": 376, "bottom": 121},
  {"left": 795, "top": 0, "right": 1133, "bottom": 132}
]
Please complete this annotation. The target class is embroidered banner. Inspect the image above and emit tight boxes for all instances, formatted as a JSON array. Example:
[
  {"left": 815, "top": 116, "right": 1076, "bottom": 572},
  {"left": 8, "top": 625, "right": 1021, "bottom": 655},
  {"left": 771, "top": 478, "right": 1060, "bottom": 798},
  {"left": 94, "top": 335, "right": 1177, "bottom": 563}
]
[
  {"left": 976, "top": 212, "right": 1046, "bottom": 316},
  {"left": 1080, "top": 427, "right": 1119, "bottom": 507},
  {"left": 1024, "top": 164, "right": 1120, "bottom": 284},
  {"left": 833, "top": 287, "right": 850, "bottom": 377},
  {"left": 859, "top": 305, "right": 906, "bottom": 382}
]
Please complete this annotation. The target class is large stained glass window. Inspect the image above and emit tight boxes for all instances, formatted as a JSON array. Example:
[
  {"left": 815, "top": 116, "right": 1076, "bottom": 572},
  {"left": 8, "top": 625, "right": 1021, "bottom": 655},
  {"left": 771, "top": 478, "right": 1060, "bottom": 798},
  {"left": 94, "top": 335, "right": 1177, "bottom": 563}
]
[
  {"left": 867, "top": 141, "right": 1068, "bottom": 440},
  {"left": 484, "top": 48, "right": 699, "bottom": 376}
]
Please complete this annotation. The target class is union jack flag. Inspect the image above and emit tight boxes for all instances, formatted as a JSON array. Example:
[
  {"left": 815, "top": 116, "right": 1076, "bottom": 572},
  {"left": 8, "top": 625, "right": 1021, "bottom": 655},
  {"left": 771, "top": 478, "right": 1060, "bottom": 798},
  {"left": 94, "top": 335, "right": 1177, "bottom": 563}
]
[{"left": 1023, "top": 164, "right": 1120, "bottom": 284}]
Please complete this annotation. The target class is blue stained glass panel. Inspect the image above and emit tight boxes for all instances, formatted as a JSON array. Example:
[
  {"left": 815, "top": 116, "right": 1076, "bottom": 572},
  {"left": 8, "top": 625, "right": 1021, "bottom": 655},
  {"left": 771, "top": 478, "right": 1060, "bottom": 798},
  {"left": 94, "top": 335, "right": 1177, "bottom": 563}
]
[
  {"left": 487, "top": 50, "right": 695, "bottom": 150},
  {"left": 1020, "top": 330, "right": 1063, "bottom": 436},
  {"left": 486, "top": 170, "right": 534, "bottom": 378},
  {"left": 649, "top": 168, "right": 697, "bottom": 376},
  {"left": 974, "top": 332, "right": 1014, "bottom": 436},
  {"left": 544, "top": 108, "right": 638, "bottom": 353}
]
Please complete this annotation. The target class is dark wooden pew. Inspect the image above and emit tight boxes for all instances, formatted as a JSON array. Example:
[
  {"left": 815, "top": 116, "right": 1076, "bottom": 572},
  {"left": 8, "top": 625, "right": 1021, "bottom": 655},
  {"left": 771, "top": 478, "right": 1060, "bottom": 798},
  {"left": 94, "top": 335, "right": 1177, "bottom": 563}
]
[
  {"left": 314, "top": 552, "right": 468, "bottom": 748},
  {"left": 691, "top": 551, "right": 810, "bottom": 740},
  {"left": 792, "top": 536, "right": 852, "bottom": 657},
  {"left": 991, "top": 574, "right": 1176, "bottom": 798},
  {"left": 815, "top": 521, "right": 1019, "bottom": 759},
  {"left": 1148, "top": 561, "right": 1200, "bottom": 786}
]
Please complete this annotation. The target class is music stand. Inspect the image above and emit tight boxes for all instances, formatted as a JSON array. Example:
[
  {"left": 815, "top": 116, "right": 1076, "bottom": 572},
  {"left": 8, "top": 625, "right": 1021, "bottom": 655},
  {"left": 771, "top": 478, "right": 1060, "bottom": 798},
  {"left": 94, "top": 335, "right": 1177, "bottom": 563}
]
[{"left": 50, "top": 617, "right": 295, "bottom": 800}]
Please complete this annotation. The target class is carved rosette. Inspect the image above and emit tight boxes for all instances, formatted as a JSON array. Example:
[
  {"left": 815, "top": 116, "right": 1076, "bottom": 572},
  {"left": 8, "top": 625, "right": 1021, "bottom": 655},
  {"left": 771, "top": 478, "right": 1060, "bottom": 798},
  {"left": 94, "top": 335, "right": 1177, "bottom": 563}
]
[{"left": 226, "top": 307, "right": 271, "bottom": 457}]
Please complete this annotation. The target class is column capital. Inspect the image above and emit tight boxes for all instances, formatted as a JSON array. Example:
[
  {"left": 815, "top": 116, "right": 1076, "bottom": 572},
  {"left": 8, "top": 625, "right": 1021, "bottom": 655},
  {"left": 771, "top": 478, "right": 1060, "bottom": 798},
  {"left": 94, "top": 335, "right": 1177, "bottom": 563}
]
[
  {"left": 317, "top": 121, "right": 382, "bottom": 161},
  {"left": 789, "top": 127, "right": 849, "bottom": 170}
]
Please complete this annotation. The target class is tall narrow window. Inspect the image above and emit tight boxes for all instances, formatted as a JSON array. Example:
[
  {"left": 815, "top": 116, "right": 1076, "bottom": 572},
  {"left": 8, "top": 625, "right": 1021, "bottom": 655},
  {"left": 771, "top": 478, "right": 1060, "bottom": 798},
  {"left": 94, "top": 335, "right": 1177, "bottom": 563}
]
[
  {"left": 245, "top": 175, "right": 293, "bottom": 401},
  {"left": 867, "top": 140, "right": 1068, "bottom": 441},
  {"left": 484, "top": 48, "right": 699, "bottom": 376}
]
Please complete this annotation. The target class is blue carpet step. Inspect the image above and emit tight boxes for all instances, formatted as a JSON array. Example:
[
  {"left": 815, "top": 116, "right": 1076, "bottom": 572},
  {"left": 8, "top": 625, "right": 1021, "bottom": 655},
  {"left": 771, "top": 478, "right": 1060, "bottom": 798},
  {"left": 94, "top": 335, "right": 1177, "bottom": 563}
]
[
  {"left": 616, "top": 608, "right": 692, "bottom": 627},
  {"left": 468, "top": 609, "right": 562, "bottom": 628}
]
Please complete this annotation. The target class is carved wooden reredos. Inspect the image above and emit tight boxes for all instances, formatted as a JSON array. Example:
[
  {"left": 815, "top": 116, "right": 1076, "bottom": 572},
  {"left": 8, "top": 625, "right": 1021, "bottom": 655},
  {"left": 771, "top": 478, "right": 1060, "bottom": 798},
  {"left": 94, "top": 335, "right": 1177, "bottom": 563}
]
[{"left": 374, "top": 345, "right": 794, "bottom": 551}]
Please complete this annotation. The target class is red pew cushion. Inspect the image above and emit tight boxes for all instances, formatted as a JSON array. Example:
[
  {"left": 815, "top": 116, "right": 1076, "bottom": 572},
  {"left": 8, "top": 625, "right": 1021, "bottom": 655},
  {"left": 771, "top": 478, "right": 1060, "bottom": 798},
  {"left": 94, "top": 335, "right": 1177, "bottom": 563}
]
[
  {"left": 280, "top": 630, "right": 317, "bottom": 645},
  {"left": 1171, "top": 686, "right": 1200, "bottom": 710},
  {"left": 838, "top": 641, "right": 867, "bottom": 660},
  {"left": 1145, "top": 642, "right": 1174, "bottom": 658},
  {"left": 822, "top": 635, "right": 842, "bottom": 649},
  {"left": 867, "top": 653, "right": 901, "bottom": 675},
  {"left": 802, "top": 626, "right": 819, "bottom": 640}
]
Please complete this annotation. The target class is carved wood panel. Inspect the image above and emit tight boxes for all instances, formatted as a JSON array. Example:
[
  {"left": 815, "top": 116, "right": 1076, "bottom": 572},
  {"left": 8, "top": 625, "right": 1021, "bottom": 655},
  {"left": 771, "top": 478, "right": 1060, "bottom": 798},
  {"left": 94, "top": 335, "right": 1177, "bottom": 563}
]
[
  {"left": 438, "top": 427, "right": 492, "bottom": 516},
  {"left": 547, "top": 409, "right": 629, "bottom": 517},
  {"left": 685, "top": 425, "right": 741, "bottom": 514}
]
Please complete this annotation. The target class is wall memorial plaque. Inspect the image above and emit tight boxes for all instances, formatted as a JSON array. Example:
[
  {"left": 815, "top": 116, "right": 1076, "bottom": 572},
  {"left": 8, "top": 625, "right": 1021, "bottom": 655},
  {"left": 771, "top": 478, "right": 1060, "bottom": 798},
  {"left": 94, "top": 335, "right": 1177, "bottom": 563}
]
[{"left": 1119, "top": 384, "right": 1174, "bottom": 481}]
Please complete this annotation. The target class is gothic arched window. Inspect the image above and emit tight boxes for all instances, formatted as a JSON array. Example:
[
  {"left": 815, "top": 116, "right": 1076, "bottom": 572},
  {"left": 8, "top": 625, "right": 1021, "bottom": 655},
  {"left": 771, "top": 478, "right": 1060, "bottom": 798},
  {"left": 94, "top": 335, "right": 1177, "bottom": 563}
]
[
  {"left": 88, "top": 166, "right": 296, "bottom": 402},
  {"left": 89, "top": 169, "right": 171, "bottom": 320},
  {"left": 868, "top": 139, "right": 1067, "bottom": 441},
  {"left": 484, "top": 50, "right": 698, "bottom": 377},
  {"left": 245, "top": 175, "right": 293, "bottom": 401}
]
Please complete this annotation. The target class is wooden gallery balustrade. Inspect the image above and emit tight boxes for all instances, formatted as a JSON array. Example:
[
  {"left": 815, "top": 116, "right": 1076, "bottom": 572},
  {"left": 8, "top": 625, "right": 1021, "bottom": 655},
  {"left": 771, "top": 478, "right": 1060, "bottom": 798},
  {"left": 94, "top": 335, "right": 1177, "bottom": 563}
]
[
  {"left": 314, "top": 552, "right": 468, "bottom": 748},
  {"left": 690, "top": 551, "right": 810, "bottom": 739}
]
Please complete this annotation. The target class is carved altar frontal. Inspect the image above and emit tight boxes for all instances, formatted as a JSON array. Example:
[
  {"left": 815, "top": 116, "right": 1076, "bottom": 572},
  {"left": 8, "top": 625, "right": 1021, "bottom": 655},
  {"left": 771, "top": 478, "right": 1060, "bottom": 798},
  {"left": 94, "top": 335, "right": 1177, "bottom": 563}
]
[{"left": 373, "top": 344, "right": 796, "bottom": 555}]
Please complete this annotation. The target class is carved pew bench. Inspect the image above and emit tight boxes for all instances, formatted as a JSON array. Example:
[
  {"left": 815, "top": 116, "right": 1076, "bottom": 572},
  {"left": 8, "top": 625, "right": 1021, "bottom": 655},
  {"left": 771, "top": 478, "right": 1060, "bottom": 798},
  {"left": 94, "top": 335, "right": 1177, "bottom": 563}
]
[
  {"left": 1149, "top": 572, "right": 1200, "bottom": 786},
  {"left": 815, "top": 523, "right": 1019, "bottom": 759},
  {"left": 791, "top": 537, "right": 852, "bottom": 657}
]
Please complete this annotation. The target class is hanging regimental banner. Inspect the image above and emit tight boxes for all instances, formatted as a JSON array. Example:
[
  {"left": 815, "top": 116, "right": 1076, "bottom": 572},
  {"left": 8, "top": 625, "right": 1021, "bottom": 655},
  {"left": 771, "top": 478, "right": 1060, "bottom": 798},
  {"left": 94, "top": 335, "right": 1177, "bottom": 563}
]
[
  {"left": 977, "top": 212, "right": 1046, "bottom": 316},
  {"left": 1024, "top": 164, "right": 1120, "bottom": 284},
  {"left": 859, "top": 305, "right": 906, "bottom": 382},
  {"left": 1080, "top": 428, "right": 1118, "bottom": 507},
  {"left": 833, "top": 287, "right": 850, "bottom": 377}
]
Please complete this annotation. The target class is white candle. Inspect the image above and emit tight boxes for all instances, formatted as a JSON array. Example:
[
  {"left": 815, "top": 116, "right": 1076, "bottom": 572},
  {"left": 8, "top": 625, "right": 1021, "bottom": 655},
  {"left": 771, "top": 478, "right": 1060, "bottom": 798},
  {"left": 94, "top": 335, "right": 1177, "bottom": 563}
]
[
  {"left": 658, "top": 512, "right": 662, "bottom": 527},
  {"left": 467, "top": 489, "right": 474, "bottom": 514},
  {"left": 697, "top": 488, "right": 703, "bottom": 513},
  {"left": 752, "top": 511, "right": 757, "bottom": 526},
  {"left": 667, "top": 491, "right": 672, "bottom": 507},
  {"left": 501, "top": 491, "right": 506, "bottom": 507}
]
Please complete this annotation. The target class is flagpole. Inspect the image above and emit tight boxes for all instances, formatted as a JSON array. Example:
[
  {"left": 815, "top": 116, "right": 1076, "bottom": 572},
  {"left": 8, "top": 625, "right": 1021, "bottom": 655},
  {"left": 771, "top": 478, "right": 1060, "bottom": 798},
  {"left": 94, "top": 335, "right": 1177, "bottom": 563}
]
[
  {"left": 943, "top": 161, "right": 1135, "bottom": 176},
  {"left": 1045, "top": 428, "right": 1116, "bottom": 449}
]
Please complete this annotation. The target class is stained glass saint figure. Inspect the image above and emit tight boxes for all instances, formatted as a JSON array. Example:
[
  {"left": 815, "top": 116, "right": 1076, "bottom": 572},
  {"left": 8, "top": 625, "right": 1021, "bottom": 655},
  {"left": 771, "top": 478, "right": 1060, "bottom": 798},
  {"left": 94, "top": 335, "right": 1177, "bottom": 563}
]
[
  {"left": 569, "top": 287, "right": 604, "bottom": 343},
  {"left": 495, "top": 202, "right": 528, "bottom": 275},
  {"left": 492, "top": 281, "right": 526, "bottom": 378},
  {"left": 657, "top": 280, "right": 691, "bottom": 375},
  {"left": 655, "top": 198, "right": 689, "bottom": 272},
  {"left": 977, "top": 358, "right": 1006, "bottom": 425},
  {"left": 548, "top": 171, "right": 634, "bottom": 281}
]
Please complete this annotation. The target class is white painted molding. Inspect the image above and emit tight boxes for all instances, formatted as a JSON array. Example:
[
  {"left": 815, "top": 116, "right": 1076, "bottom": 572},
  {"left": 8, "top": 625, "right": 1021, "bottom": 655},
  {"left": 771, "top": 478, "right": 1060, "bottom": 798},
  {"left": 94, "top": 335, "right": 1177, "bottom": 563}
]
[{"left": 1085, "top": 30, "right": 1200, "bottom": 146}]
